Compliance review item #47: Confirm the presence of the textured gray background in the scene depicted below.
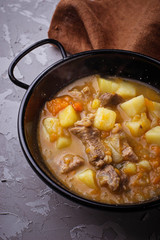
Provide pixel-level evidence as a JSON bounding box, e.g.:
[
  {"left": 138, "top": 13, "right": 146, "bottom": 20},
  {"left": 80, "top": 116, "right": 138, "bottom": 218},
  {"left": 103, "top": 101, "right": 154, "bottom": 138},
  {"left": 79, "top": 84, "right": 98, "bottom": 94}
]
[{"left": 1, "top": 0, "right": 160, "bottom": 239}]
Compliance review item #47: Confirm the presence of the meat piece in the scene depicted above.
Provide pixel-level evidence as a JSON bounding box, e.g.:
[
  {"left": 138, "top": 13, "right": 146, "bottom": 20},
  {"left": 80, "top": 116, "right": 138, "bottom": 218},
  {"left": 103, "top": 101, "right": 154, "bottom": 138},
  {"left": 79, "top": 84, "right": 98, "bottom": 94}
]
[
  {"left": 119, "top": 171, "right": 128, "bottom": 191},
  {"left": 97, "top": 165, "right": 120, "bottom": 191},
  {"left": 74, "top": 113, "right": 95, "bottom": 127},
  {"left": 111, "top": 123, "right": 122, "bottom": 134},
  {"left": 98, "top": 165, "right": 128, "bottom": 191},
  {"left": 81, "top": 86, "right": 90, "bottom": 96},
  {"left": 69, "top": 89, "right": 83, "bottom": 101},
  {"left": 70, "top": 125, "right": 111, "bottom": 169},
  {"left": 110, "top": 129, "right": 138, "bottom": 162},
  {"left": 99, "top": 92, "right": 123, "bottom": 106},
  {"left": 69, "top": 86, "right": 91, "bottom": 101},
  {"left": 99, "top": 92, "right": 112, "bottom": 105},
  {"left": 122, "top": 142, "right": 138, "bottom": 162},
  {"left": 60, "top": 154, "right": 84, "bottom": 173}
]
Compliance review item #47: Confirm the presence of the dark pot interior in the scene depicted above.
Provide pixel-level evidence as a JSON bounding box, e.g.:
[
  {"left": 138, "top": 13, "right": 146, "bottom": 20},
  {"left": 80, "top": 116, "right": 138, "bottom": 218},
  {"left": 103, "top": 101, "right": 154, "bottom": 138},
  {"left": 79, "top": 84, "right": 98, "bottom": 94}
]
[{"left": 19, "top": 50, "right": 160, "bottom": 210}]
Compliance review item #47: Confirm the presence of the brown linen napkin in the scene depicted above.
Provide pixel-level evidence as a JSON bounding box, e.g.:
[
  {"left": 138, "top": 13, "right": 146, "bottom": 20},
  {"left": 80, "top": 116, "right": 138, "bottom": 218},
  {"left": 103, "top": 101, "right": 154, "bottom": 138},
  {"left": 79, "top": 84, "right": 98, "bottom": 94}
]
[{"left": 48, "top": 0, "right": 160, "bottom": 60}]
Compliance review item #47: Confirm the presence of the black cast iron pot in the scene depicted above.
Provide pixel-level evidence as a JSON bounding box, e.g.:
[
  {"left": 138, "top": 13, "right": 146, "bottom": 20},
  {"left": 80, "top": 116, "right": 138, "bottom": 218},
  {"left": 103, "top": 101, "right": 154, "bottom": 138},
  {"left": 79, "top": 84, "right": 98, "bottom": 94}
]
[{"left": 8, "top": 38, "right": 160, "bottom": 211}]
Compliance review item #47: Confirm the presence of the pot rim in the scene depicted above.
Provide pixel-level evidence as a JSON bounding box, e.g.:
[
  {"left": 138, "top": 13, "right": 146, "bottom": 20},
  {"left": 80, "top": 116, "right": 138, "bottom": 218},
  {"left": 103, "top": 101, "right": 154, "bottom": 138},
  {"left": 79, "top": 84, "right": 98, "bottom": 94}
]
[{"left": 18, "top": 48, "right": 160, "bottom": 211}]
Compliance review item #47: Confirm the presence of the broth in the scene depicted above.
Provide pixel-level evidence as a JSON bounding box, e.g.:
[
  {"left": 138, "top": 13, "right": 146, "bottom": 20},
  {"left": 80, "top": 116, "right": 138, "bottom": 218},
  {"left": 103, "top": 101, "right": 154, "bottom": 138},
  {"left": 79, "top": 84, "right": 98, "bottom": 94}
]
[{"left": 38, "top": 75, "right": 160, "bottom": 204}]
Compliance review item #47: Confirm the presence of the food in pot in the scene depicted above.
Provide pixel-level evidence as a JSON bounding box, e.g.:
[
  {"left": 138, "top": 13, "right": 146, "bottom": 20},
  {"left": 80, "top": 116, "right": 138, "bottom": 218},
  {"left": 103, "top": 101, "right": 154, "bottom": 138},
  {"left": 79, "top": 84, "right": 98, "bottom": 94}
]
[{"left": 38, "top": 75, "right": 160, "bottom": 204}]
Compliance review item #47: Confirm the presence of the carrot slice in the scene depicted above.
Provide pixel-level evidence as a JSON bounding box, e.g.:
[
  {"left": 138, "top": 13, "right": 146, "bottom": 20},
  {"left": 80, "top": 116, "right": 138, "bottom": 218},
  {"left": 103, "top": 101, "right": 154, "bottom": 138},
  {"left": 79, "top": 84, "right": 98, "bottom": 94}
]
[
  {"left": 50, "top": 132, "right": 58, "bottom": 142},
  {"left": 47, "top": 98, "right": 69, "bottom": 116},
  {"left": 47, "top": 96, "right": 83, "bottom": 116},
  {"left": 145, "top": 98, "right": 154, "bottom": 110},
  {"left": 72, "top": 102, "right": 83, "bottom": 112}
]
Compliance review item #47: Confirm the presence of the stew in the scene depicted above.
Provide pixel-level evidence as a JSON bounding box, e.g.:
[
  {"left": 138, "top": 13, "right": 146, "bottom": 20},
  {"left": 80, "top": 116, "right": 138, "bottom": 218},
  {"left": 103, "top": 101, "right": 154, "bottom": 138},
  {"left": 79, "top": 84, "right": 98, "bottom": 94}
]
[{"left": 38, "top": 75, "right": 160, "bottom": 204}]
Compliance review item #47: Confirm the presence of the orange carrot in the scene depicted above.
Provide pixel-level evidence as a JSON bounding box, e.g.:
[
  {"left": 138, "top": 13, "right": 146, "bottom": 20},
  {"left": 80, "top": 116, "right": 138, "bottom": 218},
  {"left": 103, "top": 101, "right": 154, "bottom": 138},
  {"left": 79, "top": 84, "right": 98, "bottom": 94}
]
[
  {"left": 50, "top": 133, "right": 58, "bottom": 142},
  {"left": 72, "top": 102, "right": 83, "bottom": 112},
  {"left": 47, "top": 98, "right": 69, "bottom": 116},
  {"left": 47, "top": 96, "right": 83, "bottom": 116},
  {"left": 115, "top": 168, "right": 120, "bottom": 175},
  {"left": 145, "top": 98, "right": 154, "bottom": 110}
]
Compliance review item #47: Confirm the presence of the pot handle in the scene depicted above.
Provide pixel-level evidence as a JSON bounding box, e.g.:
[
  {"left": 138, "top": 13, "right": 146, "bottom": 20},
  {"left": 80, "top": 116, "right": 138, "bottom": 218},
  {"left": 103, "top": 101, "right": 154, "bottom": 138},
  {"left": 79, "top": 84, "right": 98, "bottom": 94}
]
[{"left": 8, "top": 39, "right": 67, "bottom": 90}]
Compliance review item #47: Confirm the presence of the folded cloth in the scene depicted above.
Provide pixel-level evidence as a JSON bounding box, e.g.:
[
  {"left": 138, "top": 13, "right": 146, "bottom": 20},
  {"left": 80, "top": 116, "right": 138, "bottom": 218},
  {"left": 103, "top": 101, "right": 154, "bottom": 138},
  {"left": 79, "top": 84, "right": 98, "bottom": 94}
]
[{"left": 48, "top": 0, "right": 160, "bottom": 60}]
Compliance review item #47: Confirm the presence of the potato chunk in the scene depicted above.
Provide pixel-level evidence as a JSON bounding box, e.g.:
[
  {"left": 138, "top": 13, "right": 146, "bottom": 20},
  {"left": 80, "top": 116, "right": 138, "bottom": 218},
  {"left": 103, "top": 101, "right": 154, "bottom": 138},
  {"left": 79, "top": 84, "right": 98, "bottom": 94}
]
[
  {"left": 145, "top": 126, "right": 160, "bottom": 146},
  {"left": 116, "top": 81, "right": 136, "bottom": 98},
  {"left": 56, "top": 137, "right": 71, "bottom": 149},
  {"left": 138, "top": 160, "right": 151, "bottom": 171},
  {"left": 120, "top": 95, "right": 146, "bottom": 117},
  {"left": 59, "top": 105, "right": 79, "bottom": 127},
  {"left": 98, "top": 77, "right": 119, "bottom": 93},
  {"left": 91, "top": 99, "right": 100, "bottom": 109},
  {"left": 126, "top": 113, "right": 151, "bottom": 137},
  {"left": 77, "top": 169, "right": 97, "bottom": 189},
  {"left": 43, "top": 117, "right": 62, "bottom": 141},
  {"left": 94, "top": 107, "right": 116, "bottom": 131},
  {"left": 146, "top": 99, "right": 160, "bottom": 118},
  {"left": 123, "top": 163, "right": 137, "bottom": 175}
]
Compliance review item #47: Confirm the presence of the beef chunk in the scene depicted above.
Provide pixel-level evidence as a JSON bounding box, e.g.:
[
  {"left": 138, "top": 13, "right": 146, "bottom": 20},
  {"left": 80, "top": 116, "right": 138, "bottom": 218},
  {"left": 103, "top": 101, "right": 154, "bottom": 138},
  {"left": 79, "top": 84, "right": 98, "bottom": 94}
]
[
  {"left": 119, "top": 171, "right": 128, "bottom": 191},
  {"left": 111, "top": 123, "right": 122, "bottom": 134},
  {"left": 70, "top": 125, "right": 111, "bottom": 168},
  {"left": 81, "top": 86, "right": 91, "bottom": 97},
  {"left": 100, "top": 92, "right": 123, "bottom": 106},
  {"left": 97, "top": 165, "right": 128, "bottom": 191},
  {"left": 69, "top": 86, "right": 91, "bottom": 101},
  {"left": 97, "top": 165, "right": 120, "bottom": 191},
  {"left": 74, "top": 113, "right": 95, "bottom": 127},
  {"left": 122, "top": 142, "right": 138, "bottom": 162},
  {"left": 69, "top": 89, "right": 83, "bottom": 101},
  {"left": 110, "top": 129, "right": 138, "bottom": 162},
  {"left": 60, "top": 154, "right": 84, "bottom": 173}
]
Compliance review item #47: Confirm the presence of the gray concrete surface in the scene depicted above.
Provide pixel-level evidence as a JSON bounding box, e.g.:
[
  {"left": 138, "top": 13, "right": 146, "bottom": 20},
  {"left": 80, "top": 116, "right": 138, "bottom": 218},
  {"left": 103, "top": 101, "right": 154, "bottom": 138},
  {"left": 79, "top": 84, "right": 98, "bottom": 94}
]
[{"left": 0, "top": 0, "right": 160, "bottom": 239}]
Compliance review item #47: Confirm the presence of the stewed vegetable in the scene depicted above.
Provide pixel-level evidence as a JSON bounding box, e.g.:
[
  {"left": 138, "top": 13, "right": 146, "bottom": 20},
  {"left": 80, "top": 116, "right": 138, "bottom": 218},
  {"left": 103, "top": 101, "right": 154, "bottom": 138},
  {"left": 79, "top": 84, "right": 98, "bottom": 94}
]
[{"left": 38, "top": 75, "right": 160, "bottom": 204}]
